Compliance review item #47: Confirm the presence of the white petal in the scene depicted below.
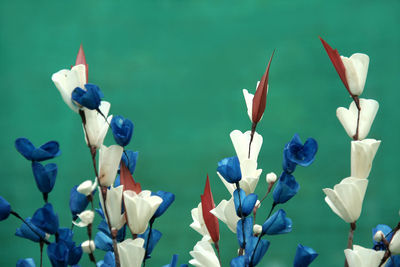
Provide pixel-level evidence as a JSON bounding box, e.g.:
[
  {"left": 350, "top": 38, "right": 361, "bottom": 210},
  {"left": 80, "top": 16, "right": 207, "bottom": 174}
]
[
  {"left": 117, "top": 238, "right": 145, "bottom": 267},
  {"left": 351, "top": 139, "right": 381, "bottom": 179},
  {"left": 81, "top": 240, "right": 95, "bottom": 254},
  {"left": 390, "top": 231, "right": 400, "bottom": 255},
  {"left": 99, "top": 145, "right": 124, "bottom": 187},
  {"left": 77, "top": 180, "right": 94, "bottom": 196},
  {"left": 83, "top": 101, "right": 112, "bottom": 149},
  {"left": 230, "top": 130, "right": 263, "bottom": 163},
  {"left": 105, "top": 186, "right": 125, "bottom": 230},
  {"left": 211, "top": 198, "right": 239, "bottom": 233},
  {"left": 189, "top": 237, "right": 221, "bottom": 267},
  {"left": 242, "top": 89, "right": 254, "bottom": 122},
  {"left": 345, "top": 245, "right": 385, "bottom": 267},
  {"left": 73, "top": 210, "right": 95, "bottom": 227},
  {"left": 341, "top": 53, "right": 369, "bottom": 96}
]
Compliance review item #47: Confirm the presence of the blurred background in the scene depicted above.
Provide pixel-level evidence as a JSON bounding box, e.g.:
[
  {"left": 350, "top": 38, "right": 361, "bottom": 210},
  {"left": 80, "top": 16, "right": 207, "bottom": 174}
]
[{"left": 0, "top": 0, "right": 399, "bottom": 266}]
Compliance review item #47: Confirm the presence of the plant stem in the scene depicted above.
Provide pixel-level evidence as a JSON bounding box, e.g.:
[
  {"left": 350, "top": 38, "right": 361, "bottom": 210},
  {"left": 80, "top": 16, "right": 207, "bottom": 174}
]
[
  {"left": 352, "top": 96, "right": 361, "bottom": 140},
  {"left": 40, "top": 241, "right": 44, "bottom": 267},
  {"left": 248, "top": 123, "right": 257, "bottom": 158},
  {"left": 142, "top": 219, "right": 154, "bottom": 267},
  {"left": 249, "top": 235, "right": 261, "bottom": 267},
  {"left": 235, "top": 182, "right": 246, "bottom": 255},
  {"left": 344, "top": 222, "right": 356, "bottom": 267}
]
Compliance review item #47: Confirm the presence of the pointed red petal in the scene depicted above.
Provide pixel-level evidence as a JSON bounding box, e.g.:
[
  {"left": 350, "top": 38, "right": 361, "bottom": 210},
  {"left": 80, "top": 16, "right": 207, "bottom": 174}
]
[
  {"left": 74, "top": 44, "right": 89, "bottom": 82},
  {"left": 201, "top": 174, "right": 219, "bottom": 243},
  {"left": 252, "top": 50, "right": 275, "bottom": 124},
  {"left": 120, "top": 161, "right": 141, "bottom": 194},
  {"left": 319, "top": 37, "right": 351, "bottom": 94}
]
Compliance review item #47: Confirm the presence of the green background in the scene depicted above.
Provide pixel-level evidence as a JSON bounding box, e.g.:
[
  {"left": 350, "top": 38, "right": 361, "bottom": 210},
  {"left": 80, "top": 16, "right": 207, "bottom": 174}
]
[{"left": 0, "top": 0, "right": 399, "bottom": 266}]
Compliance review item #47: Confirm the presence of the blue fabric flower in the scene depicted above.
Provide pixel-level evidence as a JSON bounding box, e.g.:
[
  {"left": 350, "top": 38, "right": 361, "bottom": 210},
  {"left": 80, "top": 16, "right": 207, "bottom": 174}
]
[
  {"left": 120, "top": 150, "right": 138, "bottom": 174},
  {"left": 31, "top": 203, "right": 59, "bottom": 235},
  {"left": 138, "top": 227, "right": 162, "bottom": 259},
  {"left": 262, "top": 209, "right": 292, "bottom": 236},
  {"left": 283, "top": 134, "right": 318, "bottom": 171},
  {"left": 230, "top": 256, "right": 245, "bottom": 267},
  {"left": 386, "top": 255, "right": 400, "bottom": 267},
  {"left": 110, "top": 115, "right": 134, "bottom": 147},
  {"left": 245, "top": 236, "right": 270, "bottom": 266},
  {"left": 97, "top": 252, "right": 115, "bottom": 267},
  {"left": 217, "top": 156, "right": 242, "bottom": 183},
  {"left": 0, "top": 196, "right": 11, "bottom": 221},
  {"left": 162, "top": 254, "right": 188, "bottom": 267},
  {"left": 32, "top": 162, "right": 57, "bottom": 194},
  {"left": 372, "top": 224, "right": 393, "bottom": 250},
  {"left": 16, "top": 258, "right": 36, "bottom": 267},
  {"left": 95, "top": 231, "right": 113, "bottom": 252},
  {"left": 47, "top": 242, "right": 69, "bottom": 267},
  {"left": 151, "top": 191, "right": 175, "bottom": 219},
  {"left": 233, "top": 189, "right": 257, "bottom": 217},
  {"left": 96, "top": 208, "right": 126, "bottom": 242},
  {"left": 15, "top": 217, "right": 47, "bottom": 242},
  {"left": 71, "top": 83, "right": 104, "bottom": 110},
  {"left": 69, "top": 185, "right": 89, "bottom": 220},
  {"left": 293, "top": 244, "right": 318, "bottom": 267},
  {"left": 236, "top": 216, "right": 254, "bottom": 248},
  {"left": 15, "top": 138, "right": 61, "bottom": 162},
  {"left": 57, "top": 228, "right": 82, "bottom": 265},
  {"left": 272, "top": 172, "right": 300, "bottom": 204}
]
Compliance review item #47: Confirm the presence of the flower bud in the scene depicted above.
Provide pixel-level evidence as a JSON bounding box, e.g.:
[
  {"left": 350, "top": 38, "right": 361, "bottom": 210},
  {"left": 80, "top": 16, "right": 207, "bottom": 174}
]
[
  {"left": 81, "top": 240, "right": 95, "bottom": 254},
  {"left": 266, "top": 172, "right": 277, "bottom": 184},
  {"left": 253, "top": 224, "right": 262, "bottom": 235},
  {"left": 373, "top": 231, "right": 384, "bottom": 243},
  {"left": 77, "top": 179, "right": 97, "bottom": 196}
]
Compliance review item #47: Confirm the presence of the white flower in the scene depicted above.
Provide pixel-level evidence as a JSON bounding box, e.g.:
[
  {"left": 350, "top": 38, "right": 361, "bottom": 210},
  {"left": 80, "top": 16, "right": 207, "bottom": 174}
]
[
  {"left": 389, "top": 230, "right": 400, "bottom": 255},
  {"left": 51, "top": 64, "right": 86, "bottom": 113},
  {"left": 123, "top": 190, "right": 162, "bottom": 234},
  {"left": 323, "top": 177, "right": 368, "bottom": 223},
  {"left": 81, "top": 240, "right": 95, "bottom": 254},
  {"left": 99, "top": 185, "right": 125, "bottom": 230},
  {"left": 77, "top": 179, "right": 98, "bottom": 196},
  {"left": 98, "top": 145, "right": 124, "bottom": 187},
  {"left": 266, "top": 172, "right": 277, "bottom": 184},
  {"left": 340, "top": 53, "right": 369, "bottom": 96},
  {"left": 117, "top": 238, "right": 145, "bottom": 267},
  {"left": 73, "top": 210, "right": 94, "bottom": 227},
  {"left": 83, "top": 101, "right": 113, "bottom": 149},
  {"left": 230, "top": 130, "right": 263, "bottom": 163},
  {"left": 189, "top": 236, "right": 221, "bottom": 267},
  {"left": 344, "top": 245, "right": 385, "bottom": 267},
  {"left": 373, "top": 231, "right": 384, "bottom": 243},
  {"left": 190, "top": 203, "right": 210, "bottom": 237},
  {"left": 336, "top": 98, "right": 379, "bottom": 140},
  {"left": 351, "top": 139, "right": 381, "bottom": 179},
  {"left": 211, "top": 198, "right": 239, "bottom": 233},
  {"left": 253, "top": 224, "right": 262, "bottom": 235}
]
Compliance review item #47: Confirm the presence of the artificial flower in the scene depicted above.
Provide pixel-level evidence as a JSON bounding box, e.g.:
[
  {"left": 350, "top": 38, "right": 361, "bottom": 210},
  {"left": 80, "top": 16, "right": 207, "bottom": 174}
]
[
  {"left": 123, "top": 190, "right": 162, "bottom": 234},
  {"left": 293, "top": 244, "right": 318, "bottom": 267},
  {"left": 94, "top": 231, "right": 113, "bottom": 252},
  {"left": 32, "top": 162, "right": 57, "bottom": 194},
  {"left": 110, "top": 115, "right": 134, "bottom": 147},
  {"left": 72, "top": 210, "right": 94, "bottom": 228},
  {"left": 283, "top": 134, "right": 318, "bottom": 173},
  {"left": 138, "top": 227, "right": 162, "bottom": 259},
  {"left": 351, "top": 139, "right": 381, "bottom": 179},
  {"left": 57, "top": 228, "right": 82, "bottom": 265},
  {"left": 266, "top": 172, "right": 277, "bottom": 184},
  {"left": 15, "top": 217, "right": 48, "bottom": 243},
  {"left": 16, "top": 258, "right": 36, "bottom": 267},
  {"left": 211, "top": 198, "right": 239, "bottom": 233},
  {"left": 82, "top": 101, "right": 112, "bottom": 149},
  {"left": 151, "top": 191, "right": 175, "bottom": 219},
  {"left": 31, "top": 203, "right": 59, "bottom": 235},
  {"left": 0, "top": 196, "right": 11, "bottom": 221},
  {"left": 230, "top": 130, "right": 263, "bottom": 163},
  {"left": 386, "top": 255, "right": 400, "bottom": 267},
  {"left": 72, "top": 83, "right": 104, "bottom": 110},
  {"left": 233, "top": 189, "right": 257, "bottom": 217},
  {"left": 117, "top": 238, "right": 146, "bottom": 267},
  {"left": 98, "top": 145, "right": 124, "bottom": 187},
  {"left": 253, "top": 224, "right": 262, "bottom": 236},
  {"left": 99, "top": 185, "right": 125, "bottom": 230},
  {"left": 81, "top": 240, "right": 95, "bottom": 254},
  {"left": 372, "top": 224, "right": 393, "bottom": 251},
  {"left": 261, "top": 209, "right": 292, "bottom": 236},
  {"left": 15, "top": 138, "right": 61, "bottom": 162},
  {"left": 47, "top": 242, "right": 69, "bottom": 267},
  {"left": 69, "top": 185, "right": 89, "bottom": 220},
  {"left": 190, "top": 203, "right": 210, "bottom": 237},
  {"left": 340, "top": 53, "right": 370, "bottom": 96},
  {"left": 389, "top": 230, "right": 400, "bottom": 255},
  {"left": 120, "top": 150, "right": 138, "bottom": 174},
  {"left": 336, "top": 98, "right": 379, "bottom": 140},
  {"left": 272, "top": 172, "right": 300, "bottom": 204},
  {"left": 236, "top": 216, "right": 253, "bottom": 248},
  {"left": 217, "top": 156, "right": 242, "bottom": 184},
  {"left": 323, "top": 177, "right": 368, "bottom": 223},
  {"left": 97, "top": 251, "right": 115, "bottom": 267},
  {"left": 344, "top": 245, "right": 385, "bottom": 267},
  {"left": 77, "top": 179, "right": 97, "bottom": 196},
  {"left": 189, "top": 236, "right": 221, "bottom": 267},
  {"left": 245, "top": 236, "right": 270, "bottom": 266}
]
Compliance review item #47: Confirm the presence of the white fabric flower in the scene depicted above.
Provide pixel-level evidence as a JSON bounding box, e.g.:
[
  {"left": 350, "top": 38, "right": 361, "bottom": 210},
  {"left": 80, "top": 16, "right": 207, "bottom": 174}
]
[
  {"left": 389, "top": 230, "right": 400, "bottom": 255},
  {"left": 351, "top": 139, "right": 381, "bottom": 179},
  {"left": 81, "top": 240, "right": 95, "bottom": 254},
  {"left": 230, "top": 130, "right": 263, "bottom": 163},
  {"left": 211, "top": 198, "right": 239, "bottom": 233},
  {"left": 124, "top": 190, "right": 162, "bottom": 234},
  {"left": 340, "top": 53, "right": 369, "bottom": 96},
  {"left": 98, "top": 145, "right": 123, "bottom": 187},
  {"left": 323, "top": 177, "right": 368, "bottom": 223},
  {"left": 99, "top": 185, "right": 125, "bottom": 230},
  {"left": 77, "top": 179, "right": 98, "bottom": 196},
  {"left": 190, "top": 203, "right": 210, "bottom": 237},
  {"left": 73, "top": 210, "right": 94, "bottom": 227},
  {"left": 266, "top": 172, "right": 277, "bottom": 184},
  {"left": 189, "top": 236, "right": 221, "bottom": 267},
  {"left": 117, "top": 238, "right": 145, "bottom": 267},
  {"left": 344, "top": 245, "right": 385, "bottom": 267},
  {"left": 51, "top": 64, "right": 86, "bottom": 113},
  {"left": 336, "top": 98, "right": 379, "bottom": 140},
  {"left": 83, "top": 101, "right": 113, "bottom": 149}
]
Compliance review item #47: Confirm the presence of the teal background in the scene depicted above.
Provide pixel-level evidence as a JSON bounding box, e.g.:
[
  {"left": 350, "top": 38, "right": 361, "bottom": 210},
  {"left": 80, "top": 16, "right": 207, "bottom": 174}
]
[{"left": 0, "top": 0, "right": 399, "bottom": 266}]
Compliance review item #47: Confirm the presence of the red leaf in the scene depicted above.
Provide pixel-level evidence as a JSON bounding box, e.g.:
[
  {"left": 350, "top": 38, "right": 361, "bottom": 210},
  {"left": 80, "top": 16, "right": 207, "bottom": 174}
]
[
  {"left": 319, "top": 37, "right": 351, "bottom": 95},
  {"left": 120, "top": 161, "right": 141, "bottom": 194},
  {"left": 252, "top": 50, "right": 275, "bottom": 124},
  {"left": 74, "top": 44, "right": 89, "bottom": 83},
  {"left": 201, "top": 174, "right": 219, "bottom": 244}
]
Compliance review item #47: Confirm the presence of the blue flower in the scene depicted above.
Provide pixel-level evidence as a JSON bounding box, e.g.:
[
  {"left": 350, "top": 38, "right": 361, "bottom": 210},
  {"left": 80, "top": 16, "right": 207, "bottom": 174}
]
[
  {"left": 57, "top": 228, "right": 82, "bottom": 265},
  {"left": 95, "top": 231, "right": 113, "bottom": 252},
  {"left": 283, "top": 134, "right": 318, "bottom": 172},
  {"left": 236, "top": 216, "right": 254, "bottom": 248},
  {"left": 372, "top": 224, "right": 393, "bottom": 250},
  {"left": 0, "top": 196, "right": 11, "bottom": 221},
  {"left": 120, "top": 150, "right": 138, "bottom": 174},
  {"left": 71, "top": 83, "right": 104, "bottom": 110},
  {"left": 386, "top": 255, "right": 400, "bottom": 267},
  {"left": 31, "top": 203, "right": 59, "bottom": 235},
  {"left": 293, "top": 244, "right": 318, "bottom": 267},
  {"left": 262, "top": 209, "right": 292, "bottom": 236},
  {"left": 138, "top": 227, "right": 162, "bottom": 259},
  {"left": 47, "top": 242, "right": 69, "bottom": 267},
  {"left": 96, "top": 208, "right": 126, "bottom": 242},
  {"left": 97, "top": 252, "right": 115, "bottom": 267},
  {"left": 245, "top": 236, "right": 270, "bottom": 266},
  {"left": 233, "top": 189, "right": 257, "bottom": 217},
  {"left": 16, "top": 258, "right": 36, "bottom": 267},
  {"left": 162, "top": 254, "right": 188, "bottom": 267},
  {"left": 69, "top": 185, "right": 89, "bottom": 220},
  {"left": 151, "top": 191, "right": 175, "bottom": 219},
  {"left": 230, "top": 256, "right": 245, "bottom": 267},
  {"left": 15, "top": 138, "right": 61, "bottom": 162},
  {"left": 110, "top": 116, "right": 134, "bottom": 147},
  {"left": 272, "top": 172, "right": 300, "bottom": 204},
  {"left": 32, "top": 162, "right": 57, "bottom": 194},
  {"left": 15, "top": 217, "right": 47, "bottom": 242},
  {"left": 217, "top": 156, "right": 242, "bottom": 183}
]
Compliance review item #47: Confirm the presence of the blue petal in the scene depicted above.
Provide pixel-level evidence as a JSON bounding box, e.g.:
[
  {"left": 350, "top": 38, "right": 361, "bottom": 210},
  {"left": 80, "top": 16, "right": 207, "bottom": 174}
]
[
  {"left": 230, "top": 256, "right": 245, "bottom": 267},
  {"left": 293, "top": 244, "right": 318, "bottom": 267},
  {"left": 241, "top": 193, "right": 258, "bottom": 217},
  {"left": 217, "top": 156, "right": 242, "bottom": 183},
  {"left": 233, "top": 189, "right": 246, "bottom": 217},
  {"left": 283, "top": 146, "right": 297, "bottom": 174},
  {"left": 386, "top": 255, "right": 400, "bottom": 267},
  {"left": 47, "top": 242, "right": 69, "bottom": 267},
  {"left": 67, "top": 245, "right": 82, "bottom": 266},
  {"left": 69, "top": 186, "right": 89, "bottom": 220},
  {"left": 0, "top": 196, "right": 11, "bottom": 221},
  {"left": 162, "top": 254, "right": 180, "bottom": 267},
  {"left": 15, "top": 138, "right": 60, "bottom": 161},
  {"left": 152, "top": 191, "right": 175, "bottom": 219},
  {"left": 111, "top": 116, "right": 134, "bottom": 147},
  {"left": 32, "top": 162, "right": 57, "bottom": 193},
  {"left": 262, "top": 209, "right": 292, "bottom": 236},
  {"left": 15, "top": 138, "right": 35, "bottom": 160},
  {"left": 272, "top": 172, "right": 300, "bottom": 204},
  {"left": 372, "top": 224, "right": 393, "bottom": 250},
  {"left": 245, "top": 236, "right": 270, "bottom": 266},
  {"left": 138, "top": 228, "right": 162, "bottom": 259},
  {"left": 16, "top": 258, "right": 36, "bottom": 267},
  {"left": 97, "top": 252, "right": 116, "bottom": 267},
  {"left": 31, "top": 203, "right": 59, "bottom": 235},
  {"left": 71, "top": 84, "right": 103, "bottom": 110},
  {"left": 236, "top": 217, "right": 254, "bottom": 248},
  {"left": 95, "top": 231, "right": 113, "bottom": 252},
  {"left": 15, "top": 217, "right": 46, "bottom": 242},
  {"left": 285, "top": 134, "right": 318, "bottom": 167},
  {"left": 121, "top": 150, "right": 138, "bottom": 174}
]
